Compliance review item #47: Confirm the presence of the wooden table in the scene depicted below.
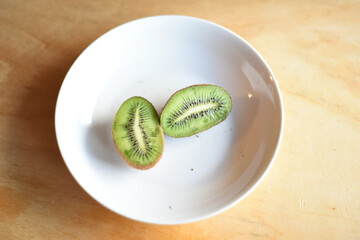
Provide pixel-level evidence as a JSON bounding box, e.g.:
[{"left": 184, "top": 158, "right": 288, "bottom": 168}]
[{"left": 1, "top": 0, "right": 359, "bottom": 239}]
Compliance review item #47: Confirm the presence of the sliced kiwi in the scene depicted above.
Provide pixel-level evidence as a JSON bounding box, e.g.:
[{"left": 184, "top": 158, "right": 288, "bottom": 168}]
[
  {"left": 161, "top": 84, "right": 232, "bottom": 137},
  {"left": 112, "top": 96, "right": 164, "bottom": 170}
]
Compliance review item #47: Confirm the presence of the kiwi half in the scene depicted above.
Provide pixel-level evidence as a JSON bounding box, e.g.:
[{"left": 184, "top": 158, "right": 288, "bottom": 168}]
[
  {"left": 161, "top": 84, "right": 232, "bottom": 137},
  {"left": 112, "top": 96, "right": 164, "bottom": 170}
]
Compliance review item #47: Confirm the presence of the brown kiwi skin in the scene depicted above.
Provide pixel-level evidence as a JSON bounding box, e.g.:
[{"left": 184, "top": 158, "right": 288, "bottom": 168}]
[
  {"left": 112, "top": 128, "right": 164, "bottom": 170},
  {"left": 160, "top": 84, "right": 233, "bottom": 138}
]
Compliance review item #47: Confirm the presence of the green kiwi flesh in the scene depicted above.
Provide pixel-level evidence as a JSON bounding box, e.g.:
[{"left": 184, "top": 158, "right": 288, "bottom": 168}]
[
  {"left": 161, "top": 84, "right": 232, "bottom": 137},
  {"left": 112, "top": 97, "right": 164, "bottom": 170}
]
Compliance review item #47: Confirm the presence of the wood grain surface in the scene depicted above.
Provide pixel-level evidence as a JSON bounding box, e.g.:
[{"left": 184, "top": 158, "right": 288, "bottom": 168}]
[{"left": 1, "top": 0, "right": 360, "bottom": 239}]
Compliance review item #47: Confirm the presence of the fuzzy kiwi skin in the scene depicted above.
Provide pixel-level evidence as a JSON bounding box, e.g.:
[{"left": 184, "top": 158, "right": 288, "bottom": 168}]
[
  {"left": 112, "top": 96, "right": 164, "bottom": 170},
  {"left": 160, "top": 84, "right": 233, "bottom": 138},
  {"left": 112, "top": 130, "right": 164, "bottom": 170}
]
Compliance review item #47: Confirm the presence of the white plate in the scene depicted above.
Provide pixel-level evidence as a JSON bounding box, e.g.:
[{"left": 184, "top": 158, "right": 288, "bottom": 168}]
[{"left": 55, "top": 15, "right": 283, "bottom": 224}]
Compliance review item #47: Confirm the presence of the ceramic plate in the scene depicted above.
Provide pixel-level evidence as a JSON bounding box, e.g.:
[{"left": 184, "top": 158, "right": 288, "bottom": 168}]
[{"left": 55, "top": 15, "right": 283, "bottom": 224}]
